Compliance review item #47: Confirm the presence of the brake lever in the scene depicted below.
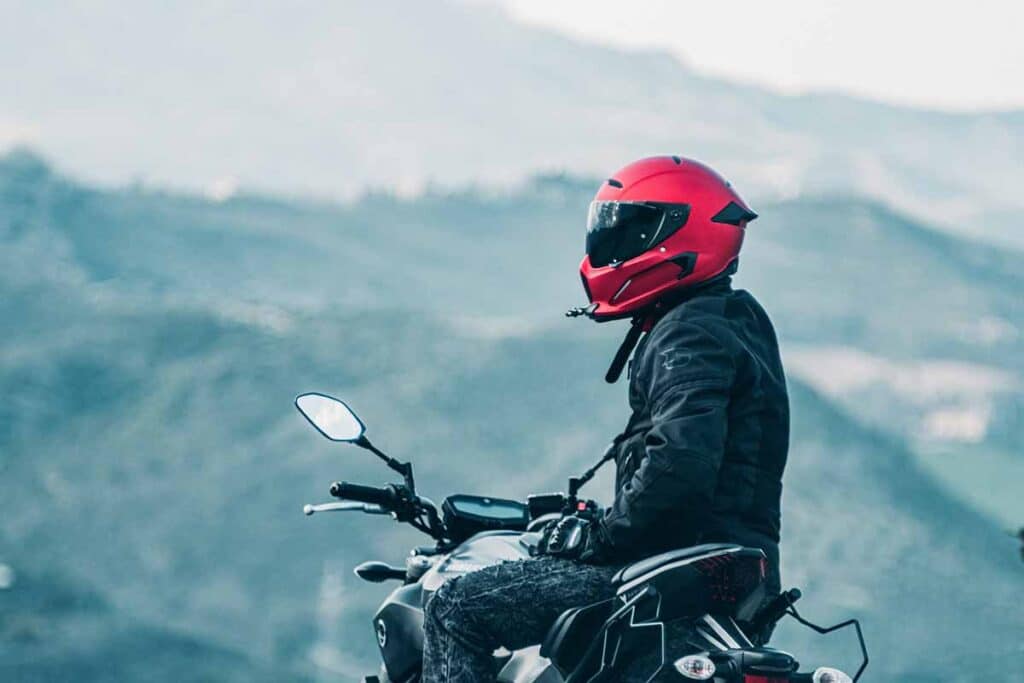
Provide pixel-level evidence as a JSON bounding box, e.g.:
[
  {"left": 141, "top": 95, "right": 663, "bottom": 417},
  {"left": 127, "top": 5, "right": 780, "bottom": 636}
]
[{"left": 302, "top": 502, "right": 389, "bottom": 516}]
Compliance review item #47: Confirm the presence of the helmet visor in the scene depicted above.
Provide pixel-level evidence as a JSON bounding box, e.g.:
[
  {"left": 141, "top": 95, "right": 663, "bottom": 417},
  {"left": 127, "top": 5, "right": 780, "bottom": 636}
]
[{"left": 586, "top": 201, "right": 690, "bottom": 267}]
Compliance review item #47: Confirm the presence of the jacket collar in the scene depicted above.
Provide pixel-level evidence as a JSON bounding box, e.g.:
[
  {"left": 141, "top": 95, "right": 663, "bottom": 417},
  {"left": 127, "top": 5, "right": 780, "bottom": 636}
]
[{"left": 648, "top": 275, "right": 733, "bottom": 324}]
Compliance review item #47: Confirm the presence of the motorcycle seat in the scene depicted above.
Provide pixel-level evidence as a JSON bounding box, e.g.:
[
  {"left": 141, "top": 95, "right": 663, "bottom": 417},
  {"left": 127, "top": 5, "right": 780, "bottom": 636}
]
[
  {"left": 541, "top": 544, "right": 768, "bottom": 677},
  {"left": 613, "top": 543, "right": 768, "bottom": 623},
  {"left": 611, "top": 543, "right": 742, "bottom": 588}
]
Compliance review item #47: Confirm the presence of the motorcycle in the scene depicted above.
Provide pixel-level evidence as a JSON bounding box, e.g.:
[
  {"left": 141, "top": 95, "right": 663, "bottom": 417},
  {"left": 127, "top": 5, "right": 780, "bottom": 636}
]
[{"left": 294, "top": 392, "right": 868, "bottom": 683}]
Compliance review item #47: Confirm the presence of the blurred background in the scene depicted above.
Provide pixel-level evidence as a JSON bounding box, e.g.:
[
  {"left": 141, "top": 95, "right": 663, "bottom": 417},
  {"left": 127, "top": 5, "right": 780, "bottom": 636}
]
[{"left": 1, "top": 1, "right": 1022, "bottom": 680}]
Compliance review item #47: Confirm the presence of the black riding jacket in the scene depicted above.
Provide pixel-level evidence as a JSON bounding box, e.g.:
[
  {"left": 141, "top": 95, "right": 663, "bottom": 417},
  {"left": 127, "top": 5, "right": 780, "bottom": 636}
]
[{"left": 590, "top": 280, "right": 789, "bottom": 594}]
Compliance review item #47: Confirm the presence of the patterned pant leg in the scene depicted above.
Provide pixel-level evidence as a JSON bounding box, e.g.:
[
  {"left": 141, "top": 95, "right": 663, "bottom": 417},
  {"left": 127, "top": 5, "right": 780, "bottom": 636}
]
[{"left": 421, "top": 555, "right": 619, "bottom": 683}]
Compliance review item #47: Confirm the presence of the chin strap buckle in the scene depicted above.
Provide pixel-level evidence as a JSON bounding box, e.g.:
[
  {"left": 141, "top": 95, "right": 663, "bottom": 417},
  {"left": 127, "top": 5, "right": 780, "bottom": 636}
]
[{"left": 565, "top": 303, "right": 598, "bottom": 318}]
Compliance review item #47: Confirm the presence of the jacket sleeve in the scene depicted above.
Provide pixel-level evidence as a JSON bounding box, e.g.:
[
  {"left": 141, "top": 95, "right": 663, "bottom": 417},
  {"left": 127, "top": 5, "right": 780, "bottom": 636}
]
[{"left": 585, "top": 319, "right": 735, "bottom": 562}]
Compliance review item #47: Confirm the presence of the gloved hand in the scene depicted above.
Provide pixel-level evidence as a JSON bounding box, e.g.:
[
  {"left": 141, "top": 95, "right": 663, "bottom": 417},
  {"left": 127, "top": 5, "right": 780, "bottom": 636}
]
[
  {"left": 538, "top": 515, "right": 613, "bottom": 563},
  {"left": 543, "top": 516, "right": 591, "bottom": 558},
  {"left": 533, "top": 518, "right": 561, "bottom": 556}
]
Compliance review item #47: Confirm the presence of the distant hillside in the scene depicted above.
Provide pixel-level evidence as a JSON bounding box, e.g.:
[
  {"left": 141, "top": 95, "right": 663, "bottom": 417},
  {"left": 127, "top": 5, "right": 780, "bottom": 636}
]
[
  {"left": 2, "top": 155, "right": 1022, "bottom": 680},
  {"left": 0, "top": 567, "right": 293, "bottom": 683},
  {"left": 1, "top": 1, "right": 1023, "bottom": 246},
  {"left": 4, "top": 149, "right": 1019, "bottom": 456}
]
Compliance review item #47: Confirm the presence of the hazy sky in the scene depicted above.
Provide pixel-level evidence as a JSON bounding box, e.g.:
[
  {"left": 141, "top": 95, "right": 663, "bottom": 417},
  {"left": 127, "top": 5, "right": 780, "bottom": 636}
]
[{"left": 489, "top": 0, "right": 1024, "bottom": 111}]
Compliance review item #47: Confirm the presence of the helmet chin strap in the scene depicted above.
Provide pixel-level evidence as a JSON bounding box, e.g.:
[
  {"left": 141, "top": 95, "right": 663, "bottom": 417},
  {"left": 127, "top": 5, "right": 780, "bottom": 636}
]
[
  {"left": 563, "top": 305, "right": 649, "bottom": 383},
  {"left": 605, "top": 315, "right": 646, "bottom": 383}
]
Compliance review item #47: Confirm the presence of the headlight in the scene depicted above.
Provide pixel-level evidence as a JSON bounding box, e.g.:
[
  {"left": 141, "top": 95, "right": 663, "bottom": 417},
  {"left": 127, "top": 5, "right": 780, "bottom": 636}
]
[
  {"left": 673, "top": 654, "right": 716, "bottom": 680},
  {"left": 812, "top": 667, "right": 852, "bottom": 683}
]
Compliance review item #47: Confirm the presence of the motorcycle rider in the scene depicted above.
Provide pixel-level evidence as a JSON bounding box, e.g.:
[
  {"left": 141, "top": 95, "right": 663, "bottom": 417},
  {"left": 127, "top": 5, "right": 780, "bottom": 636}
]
[{"left": 422, "top": 156, "right": 789, "bottom": 682}]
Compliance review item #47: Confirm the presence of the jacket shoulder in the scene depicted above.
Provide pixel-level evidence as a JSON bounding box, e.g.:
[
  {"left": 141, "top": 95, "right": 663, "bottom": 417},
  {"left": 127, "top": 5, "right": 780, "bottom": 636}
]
[{"left": 632, "top": 297, "right": 738, "bottom": 398}]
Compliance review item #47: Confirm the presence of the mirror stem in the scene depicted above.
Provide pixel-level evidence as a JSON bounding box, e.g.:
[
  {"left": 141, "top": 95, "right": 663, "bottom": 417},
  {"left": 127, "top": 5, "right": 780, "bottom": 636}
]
[{"left": 355, "top": 435, "right": 416, "bottom": 492}]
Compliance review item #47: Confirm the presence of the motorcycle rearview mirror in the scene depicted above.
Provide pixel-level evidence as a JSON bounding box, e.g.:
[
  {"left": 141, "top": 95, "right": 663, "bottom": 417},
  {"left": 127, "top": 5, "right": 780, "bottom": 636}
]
[
  {"left": 295, "top": 392, "right": 366, "bottom": 442},
  {"left": 294, "top": 392, "right": 417, "bottom": 493}
]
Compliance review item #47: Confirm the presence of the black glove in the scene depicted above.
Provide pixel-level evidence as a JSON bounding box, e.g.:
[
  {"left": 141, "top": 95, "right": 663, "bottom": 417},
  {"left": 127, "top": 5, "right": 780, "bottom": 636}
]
[
  {"left": 543, "top": 516, "right": 591, "bottom": 558},
  {"left": 533, "top": 518, "right": 560, "bottom": 556},
  {"left": 540, "top": 515, "right": 614, "bottom": 563}
]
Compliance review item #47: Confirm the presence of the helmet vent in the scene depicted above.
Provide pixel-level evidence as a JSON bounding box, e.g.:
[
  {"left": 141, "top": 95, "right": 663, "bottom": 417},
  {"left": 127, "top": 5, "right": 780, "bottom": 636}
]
[
  {"left": 606, "top": 178, "right": 623, "bottom": 188},
  {"left": 711, "top": 201, "right": 758, "bottom": 226},
  {"left": 672, "top": 155, "right": 682, "bottom": 164},
  {"left": 670, "top": 252, "right": 698, "bottom": 280}
]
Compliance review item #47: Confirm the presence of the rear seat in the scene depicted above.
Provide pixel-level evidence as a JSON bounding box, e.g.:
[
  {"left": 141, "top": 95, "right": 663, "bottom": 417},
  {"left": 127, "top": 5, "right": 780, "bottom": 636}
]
[{"left": 612, "top": 543, "right": 742, "bottom": 589}]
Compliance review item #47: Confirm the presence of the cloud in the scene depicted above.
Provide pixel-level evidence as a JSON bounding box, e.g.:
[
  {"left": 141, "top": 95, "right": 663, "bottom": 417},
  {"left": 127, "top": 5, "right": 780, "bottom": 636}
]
[
  {"left": 784, "top": 345, "right": 1017, "bottom": 403},
  {"left": 205, "top": 175, "right": 239, "bottom": 202},
  {"left": 785, "top": 344, "right": 1018, "bottom": 443},
  {"left": 0, "top": 118, "right": 41, "bottom": 150},
  {"left": 921, "top": 406, "right": 992, "bottom": 443}
]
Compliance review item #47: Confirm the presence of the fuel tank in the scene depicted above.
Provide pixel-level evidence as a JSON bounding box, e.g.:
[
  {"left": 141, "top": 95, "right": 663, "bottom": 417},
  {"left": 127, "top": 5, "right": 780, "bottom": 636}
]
[{"left": 420, "top": 530, "right": 535, "bottom": 593}]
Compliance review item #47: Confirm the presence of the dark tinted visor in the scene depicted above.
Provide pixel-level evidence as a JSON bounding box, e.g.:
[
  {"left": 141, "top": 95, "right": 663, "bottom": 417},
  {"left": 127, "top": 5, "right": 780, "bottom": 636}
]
[{"left": 585, "top": 201, "right": 690, "bottom": 267}]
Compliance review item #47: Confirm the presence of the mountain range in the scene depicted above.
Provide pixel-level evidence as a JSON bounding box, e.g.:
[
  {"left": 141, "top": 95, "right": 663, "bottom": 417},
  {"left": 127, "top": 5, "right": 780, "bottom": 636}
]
[
  {"left": 2, "top": 0, "right": 1023, "bottom": 248},
  {"left": 1, "top": 150, "right": 1022, "bottom": 680}
]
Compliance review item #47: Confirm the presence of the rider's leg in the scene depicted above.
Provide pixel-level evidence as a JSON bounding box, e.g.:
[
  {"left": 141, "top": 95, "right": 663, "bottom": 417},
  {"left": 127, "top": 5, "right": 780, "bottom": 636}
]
[{"left": 422, "top": 555, "right": 619, "bottom": 683}]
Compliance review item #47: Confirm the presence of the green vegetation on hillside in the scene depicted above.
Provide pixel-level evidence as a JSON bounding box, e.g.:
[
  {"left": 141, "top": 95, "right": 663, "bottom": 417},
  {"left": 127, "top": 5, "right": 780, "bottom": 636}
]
[{"left": 2, "top": 152, "right": 1021, "bottom": 680}]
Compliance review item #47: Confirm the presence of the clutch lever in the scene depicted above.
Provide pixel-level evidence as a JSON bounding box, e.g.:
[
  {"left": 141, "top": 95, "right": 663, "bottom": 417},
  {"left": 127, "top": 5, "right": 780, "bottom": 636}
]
[{"left": 303, "top": 501, "right": 389, "bottom": 516}]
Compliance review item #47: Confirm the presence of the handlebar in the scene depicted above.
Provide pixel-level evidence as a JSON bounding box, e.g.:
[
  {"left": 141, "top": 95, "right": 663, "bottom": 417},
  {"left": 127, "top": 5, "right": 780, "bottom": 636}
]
[
  {"left": 327, "top": 481, "right": 444, "bottom": 540},
  {"left": 330, "top": 481, "right": 396, "bottom": 507}
]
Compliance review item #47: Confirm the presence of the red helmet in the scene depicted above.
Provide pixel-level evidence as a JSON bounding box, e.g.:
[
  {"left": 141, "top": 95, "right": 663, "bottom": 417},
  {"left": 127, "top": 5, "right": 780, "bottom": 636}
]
[{"left": 578, "top": 156, "right": 757, "bottom": 321}]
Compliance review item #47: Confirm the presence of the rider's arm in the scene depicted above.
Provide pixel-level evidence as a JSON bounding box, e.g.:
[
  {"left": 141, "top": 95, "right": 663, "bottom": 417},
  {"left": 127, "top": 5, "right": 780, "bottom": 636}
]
[{"left": 583, "top": 318, "right": 736, "bottom": 563}]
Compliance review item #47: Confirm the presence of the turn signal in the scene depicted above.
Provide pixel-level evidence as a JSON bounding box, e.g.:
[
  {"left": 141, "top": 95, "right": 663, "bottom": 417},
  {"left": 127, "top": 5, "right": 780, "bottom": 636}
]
[
  {"left": 673, "top": 654, "right": 716, "bottom": 680},
  {"left": 812, "top": 667, "right": 852, "bottom": 683}
]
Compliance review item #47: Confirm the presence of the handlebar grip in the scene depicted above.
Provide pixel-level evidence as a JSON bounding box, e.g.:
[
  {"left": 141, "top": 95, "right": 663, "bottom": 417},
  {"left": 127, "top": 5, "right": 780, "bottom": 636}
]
[{"left": 330, "top": 481, "right": 394, "bottom": 506}]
